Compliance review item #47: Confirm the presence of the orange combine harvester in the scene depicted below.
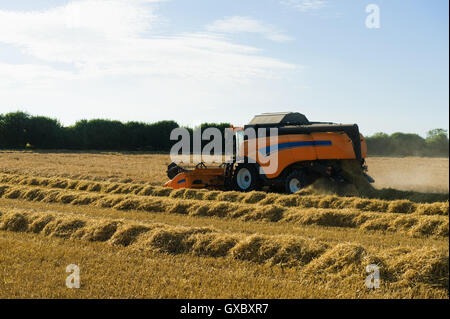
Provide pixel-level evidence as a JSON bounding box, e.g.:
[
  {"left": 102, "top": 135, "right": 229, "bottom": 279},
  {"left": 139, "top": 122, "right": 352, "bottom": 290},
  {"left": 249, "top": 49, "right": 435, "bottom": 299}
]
[{"left": 165, "top": 112, "right": 373, "bottom": 194}]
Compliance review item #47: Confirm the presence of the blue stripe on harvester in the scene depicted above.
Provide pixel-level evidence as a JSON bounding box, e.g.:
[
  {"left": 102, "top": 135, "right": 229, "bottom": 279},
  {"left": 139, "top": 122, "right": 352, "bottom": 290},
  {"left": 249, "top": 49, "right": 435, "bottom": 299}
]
[
  {"left": 259, "top": 140, "right": 332, "bottom": 156},
  {"left": 177, "top": 179, "right": 186, "bottom": 184}
]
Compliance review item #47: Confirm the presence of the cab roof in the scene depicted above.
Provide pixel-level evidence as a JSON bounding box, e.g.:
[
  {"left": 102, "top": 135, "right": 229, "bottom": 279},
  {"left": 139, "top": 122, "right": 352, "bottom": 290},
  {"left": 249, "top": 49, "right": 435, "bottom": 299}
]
[{"left": 246, "top": 112, "right": 310, "bottom": 128}]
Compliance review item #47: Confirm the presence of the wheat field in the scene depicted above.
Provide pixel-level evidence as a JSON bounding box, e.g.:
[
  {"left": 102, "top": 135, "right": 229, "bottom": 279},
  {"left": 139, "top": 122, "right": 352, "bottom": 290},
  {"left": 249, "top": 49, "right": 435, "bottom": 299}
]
[{"left": 0, "top": 151, "right": 448, "bottom": 298}]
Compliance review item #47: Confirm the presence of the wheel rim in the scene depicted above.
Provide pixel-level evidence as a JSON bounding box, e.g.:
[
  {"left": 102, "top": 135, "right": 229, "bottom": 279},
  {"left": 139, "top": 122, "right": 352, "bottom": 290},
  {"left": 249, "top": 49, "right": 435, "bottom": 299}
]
[
  {"left": 288, "top": 178, "right": 302, "bottom": 193},
  {"left": 236, "top": 168, "right": 252, "bottom": 190}
]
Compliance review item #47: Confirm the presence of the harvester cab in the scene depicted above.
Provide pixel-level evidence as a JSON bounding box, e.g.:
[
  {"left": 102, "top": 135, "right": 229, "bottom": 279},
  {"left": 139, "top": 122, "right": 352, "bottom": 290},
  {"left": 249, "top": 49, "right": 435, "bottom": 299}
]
[{"left": 164, "top": 112, "right": 374, "bottom": 193}]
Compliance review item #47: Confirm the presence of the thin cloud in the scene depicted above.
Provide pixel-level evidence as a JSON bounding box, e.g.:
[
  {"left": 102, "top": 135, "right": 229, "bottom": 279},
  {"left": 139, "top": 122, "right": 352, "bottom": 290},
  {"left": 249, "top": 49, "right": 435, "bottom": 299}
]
[
  {"left": 0, "top": 0, "right": 296, "bottom": 89},
  {"left": 206, "top": 16, "right": 293, "bottom": 43},
  {"left": 281, "top": 0, "right": 327, "bottom": 12}
]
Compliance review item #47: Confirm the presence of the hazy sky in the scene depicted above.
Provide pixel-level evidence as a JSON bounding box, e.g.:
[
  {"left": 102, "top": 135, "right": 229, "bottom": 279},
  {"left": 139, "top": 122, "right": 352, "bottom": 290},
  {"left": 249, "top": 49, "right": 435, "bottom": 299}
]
[{"left": 0, "top": 0, "right": 448, "bottom": 136}]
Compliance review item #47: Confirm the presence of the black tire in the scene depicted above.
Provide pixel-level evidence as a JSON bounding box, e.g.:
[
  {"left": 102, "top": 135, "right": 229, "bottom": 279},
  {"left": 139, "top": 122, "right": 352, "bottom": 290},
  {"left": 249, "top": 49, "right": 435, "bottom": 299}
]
[
  {"left": 232, "top": 164, "right": 261, "bottom": 192},
  {"left": 284, "top": 170, "right": 308, "bottom": 194}
]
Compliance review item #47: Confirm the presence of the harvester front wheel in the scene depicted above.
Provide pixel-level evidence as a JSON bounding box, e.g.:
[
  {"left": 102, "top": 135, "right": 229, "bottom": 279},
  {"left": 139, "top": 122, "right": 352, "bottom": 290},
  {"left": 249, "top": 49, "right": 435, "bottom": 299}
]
[
  {"left": 285, "top": 170, "right": 307, "bottom": 194},
  {"left": 233, "top": 164, "right": 261, "bottom": 192}
]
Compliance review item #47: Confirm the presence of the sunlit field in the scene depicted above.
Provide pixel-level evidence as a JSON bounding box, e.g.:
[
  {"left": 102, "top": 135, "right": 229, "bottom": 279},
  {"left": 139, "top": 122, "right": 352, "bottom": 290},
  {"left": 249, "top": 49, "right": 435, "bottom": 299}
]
[{"left": 0, "top": 151, "right": 448, "bottom": 298}]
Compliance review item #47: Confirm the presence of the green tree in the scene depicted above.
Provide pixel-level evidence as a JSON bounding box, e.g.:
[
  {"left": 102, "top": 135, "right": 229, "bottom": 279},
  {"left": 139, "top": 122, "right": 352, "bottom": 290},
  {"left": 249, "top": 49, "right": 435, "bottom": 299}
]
[
  {"left": 0, "top": 111, "right": 30, "bottom": 148},
  {"left": 365, "top": 132, "right": 393, "bottom": 156},
  {"left": 389, "top": 132, "right": 426, "bottom": 156},
  {"left": 426, "top": 129, "right": 449, "bottom": 156},
  {"left": 69, "top": 119, "right": 126, "bottom": 150},
  {"left": 26, "top": 116, "right": 64, "bottom": 148}
]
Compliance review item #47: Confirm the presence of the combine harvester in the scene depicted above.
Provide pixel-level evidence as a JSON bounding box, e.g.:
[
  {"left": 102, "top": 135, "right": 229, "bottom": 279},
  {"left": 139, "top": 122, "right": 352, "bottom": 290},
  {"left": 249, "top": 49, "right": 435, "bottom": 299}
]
[{"left": 165, "top": 112, "right": 374, "bottom": 194}]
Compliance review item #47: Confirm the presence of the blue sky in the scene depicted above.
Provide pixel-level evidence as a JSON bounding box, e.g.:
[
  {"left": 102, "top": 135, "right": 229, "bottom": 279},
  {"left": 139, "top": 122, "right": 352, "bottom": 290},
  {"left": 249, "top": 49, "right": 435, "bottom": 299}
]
[{"left": 0, "top": 0, "right": 448, "bottom": 136}]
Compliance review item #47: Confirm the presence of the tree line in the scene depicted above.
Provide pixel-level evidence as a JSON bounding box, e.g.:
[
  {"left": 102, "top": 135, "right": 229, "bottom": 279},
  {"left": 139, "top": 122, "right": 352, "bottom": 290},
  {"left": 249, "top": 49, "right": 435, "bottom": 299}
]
[
  {"left": 365, "top": 129, "right": 448, "bottom": 157},
  {"left": 0, "top": 111, "right": 448, "bottom": 156},
  {"left": 0, "top": 111, "right": 178, "bottom": 151}
]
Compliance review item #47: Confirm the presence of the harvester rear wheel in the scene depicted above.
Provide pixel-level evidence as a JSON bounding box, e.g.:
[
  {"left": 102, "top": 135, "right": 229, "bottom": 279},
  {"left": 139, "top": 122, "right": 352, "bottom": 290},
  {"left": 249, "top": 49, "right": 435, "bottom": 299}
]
[
  {"left": 284, "top": 170, "right": 307, "bottom": 194},
  {"left": 232, "top": 164, "right": 261, "bottom": 192}
]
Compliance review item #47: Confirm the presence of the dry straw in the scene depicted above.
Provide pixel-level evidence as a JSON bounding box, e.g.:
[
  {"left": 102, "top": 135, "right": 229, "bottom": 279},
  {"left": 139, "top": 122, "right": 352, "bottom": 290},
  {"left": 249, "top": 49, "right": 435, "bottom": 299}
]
[
  {"left": 1, "top": 208, "right": 447, "bottom": 289},
  {"left": 1, "top": 173, "right": 448, "bottom": 215},
  {"left": 0, "top": 183, "right": 447, "bottom": 237}
]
